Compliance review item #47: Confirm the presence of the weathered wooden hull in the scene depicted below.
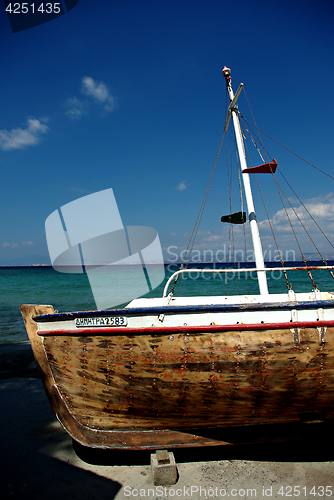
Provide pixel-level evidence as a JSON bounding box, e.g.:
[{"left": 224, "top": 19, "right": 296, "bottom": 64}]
[{"left": 20, "top": 301, "right": 334, "bottom": 450}]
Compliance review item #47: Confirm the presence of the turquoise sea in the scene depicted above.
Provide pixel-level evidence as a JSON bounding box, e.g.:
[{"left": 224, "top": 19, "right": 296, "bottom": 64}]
[{"left": 1, "top": 262, "right": 334, "bottom": 344}]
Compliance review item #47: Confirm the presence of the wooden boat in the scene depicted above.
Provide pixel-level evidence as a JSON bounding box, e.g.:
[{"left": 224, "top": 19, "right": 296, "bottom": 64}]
[{"left": 21, "top": 67, "right": 334, "bottom": 450}]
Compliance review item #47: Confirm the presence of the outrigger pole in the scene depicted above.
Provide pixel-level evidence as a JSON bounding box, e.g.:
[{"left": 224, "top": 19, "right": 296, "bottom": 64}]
[{"left": 222, "top": 66, "right": 269, "bottom": 295}]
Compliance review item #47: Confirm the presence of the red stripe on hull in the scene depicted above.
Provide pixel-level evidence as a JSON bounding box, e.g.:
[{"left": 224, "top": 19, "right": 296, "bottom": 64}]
[{"left": 37, "top": 319, "right": 334, "bottom": 336}]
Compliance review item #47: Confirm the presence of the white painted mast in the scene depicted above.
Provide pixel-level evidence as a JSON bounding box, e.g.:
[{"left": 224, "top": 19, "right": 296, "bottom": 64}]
[{"left": 222, "top": 66, "right": 269, "bottom": 295}]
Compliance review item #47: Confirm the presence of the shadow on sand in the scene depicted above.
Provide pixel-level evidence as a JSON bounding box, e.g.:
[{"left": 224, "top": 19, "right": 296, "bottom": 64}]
[{"left": 73, "top": 419, "right": 334, "bottom": 466}]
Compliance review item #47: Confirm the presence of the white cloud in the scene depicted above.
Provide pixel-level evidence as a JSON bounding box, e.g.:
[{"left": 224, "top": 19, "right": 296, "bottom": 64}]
[
  {"left": 81, "top": 76, "right": 116, "bottom": 111},
  {"left": 65, "top": 97, "right": 85, "bottom": 118},
  {"left": 304, "top": 193, "right": 334, "bottom": 221},
  {"left": 65, "top": 77, "right": 116, "bottom": 118},
  {"left": 2, "top": 241, "right": 34, "bottom": 248},
  {"left": 0, "top": 119, "right": 49, "bottom": 151},
  {"left": 2, "top": 242, "right": 18, "bottom": 248},
  {"left": 176, "top": 180, "right": 187, "bottom": 191},
  {"left": 253, "top": 192, "right": 334, "bottom": 258},
  {"left": 260, "top": 193, "right": 334, "bottom": 235}
]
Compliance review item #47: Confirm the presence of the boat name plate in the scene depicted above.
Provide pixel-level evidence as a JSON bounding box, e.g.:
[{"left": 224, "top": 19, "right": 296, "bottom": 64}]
[{"left": 75, "top": 316, "right": 128, "bottom": 328}]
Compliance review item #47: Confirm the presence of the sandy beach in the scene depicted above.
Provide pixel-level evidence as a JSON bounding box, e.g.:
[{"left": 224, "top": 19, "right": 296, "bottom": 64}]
[{"left": 1, "top": 343, "right": 334, "bottom": 500}]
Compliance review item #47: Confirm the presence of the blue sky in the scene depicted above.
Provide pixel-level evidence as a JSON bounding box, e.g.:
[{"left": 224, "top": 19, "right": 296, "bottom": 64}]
[{"left": 0, "top": 0, "right": 333, "bottom": 266}]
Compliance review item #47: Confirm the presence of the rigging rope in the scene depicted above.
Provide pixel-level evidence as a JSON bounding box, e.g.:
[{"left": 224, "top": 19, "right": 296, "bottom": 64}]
[
  {"left": 170, "top": 80, "right": 333, "bottom": 298},
  {"left": 235, "top": 135, "right": 250, "bottom": 293},
  {"left": 275, "top": 174, "right": 334, "bottom": 281},
  {"left": 242, "top": 110, "right": 316, "bottom": 287},
  {"left": 225, "top": 91, "right": 234, "bottom": 294},
  {"left": 242, "top": 127, "right": 292, "bottom": 289},
  {"left": 240, "top": 92, "right": 334, "bottom": 286},
  {"left": 242, "top": 87, "right": 269, "bottom": 164},
  {"left": 240, "top": 116, "right": 334, "bottom": 181},
  {"left": 277, "top": 169, "right": 334, "bottom": 256},
  {"left": 226, "top": 128, "right": 239, "bottom": 294},
  {"left": 253, "top": 172, "right": 292, "bottom": 289},
  {"left": 169, "top": 130, "right": 226, "bottom": 296},
  {"left": 225, "top": 134, "right": 232, "bottom": 294},
  {"left": 270, "top": 171, "right": 318, "bottom": 289}
]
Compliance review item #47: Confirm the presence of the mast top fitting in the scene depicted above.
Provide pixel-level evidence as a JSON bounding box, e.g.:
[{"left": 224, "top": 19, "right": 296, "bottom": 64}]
[
  {"left": 222, "top": 66, "right": 231, "bottom": 87},
  {"left": 222, "top": 66, "right": 231, "bottom": 77}
]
